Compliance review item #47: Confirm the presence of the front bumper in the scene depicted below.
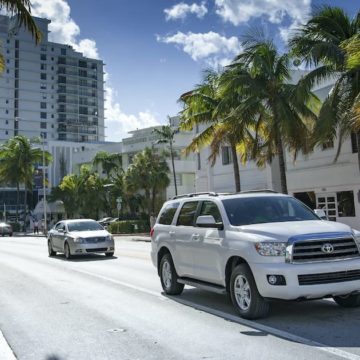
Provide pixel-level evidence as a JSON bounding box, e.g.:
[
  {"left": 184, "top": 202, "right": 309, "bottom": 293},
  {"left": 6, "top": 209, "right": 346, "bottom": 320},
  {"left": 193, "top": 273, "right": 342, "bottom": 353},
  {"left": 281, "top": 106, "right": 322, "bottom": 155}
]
[
  {"left": 250, "top": 258, "right": 360, "bottom": 300},
  {"left": 69, "top": 241, "right": 115, "bottom": 255}
]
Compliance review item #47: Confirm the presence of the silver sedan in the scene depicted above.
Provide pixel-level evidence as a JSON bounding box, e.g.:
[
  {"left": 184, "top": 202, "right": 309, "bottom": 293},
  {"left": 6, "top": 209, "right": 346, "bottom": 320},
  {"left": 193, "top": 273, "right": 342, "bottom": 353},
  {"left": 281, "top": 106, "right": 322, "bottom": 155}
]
[{"left": 47, "top": 219, "right": 115, "bottom": 259}]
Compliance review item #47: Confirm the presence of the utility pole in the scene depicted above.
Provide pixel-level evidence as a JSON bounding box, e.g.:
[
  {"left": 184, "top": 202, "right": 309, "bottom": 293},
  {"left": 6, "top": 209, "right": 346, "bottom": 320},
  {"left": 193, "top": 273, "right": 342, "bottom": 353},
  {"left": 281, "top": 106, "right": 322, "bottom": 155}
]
[{"left": 41, "top": 133, "right": 47, "bottom": 235}]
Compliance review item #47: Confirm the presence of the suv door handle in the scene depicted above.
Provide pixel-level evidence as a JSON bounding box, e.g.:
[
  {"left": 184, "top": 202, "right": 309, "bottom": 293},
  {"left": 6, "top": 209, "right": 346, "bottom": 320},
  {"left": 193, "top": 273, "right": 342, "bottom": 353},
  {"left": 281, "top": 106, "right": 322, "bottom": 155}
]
[
  {"left": 169, "top": 231, "right": 175, "bottom": 236},
  {"left": 192, "top": 234, "right": 200, "bottom": 241}
]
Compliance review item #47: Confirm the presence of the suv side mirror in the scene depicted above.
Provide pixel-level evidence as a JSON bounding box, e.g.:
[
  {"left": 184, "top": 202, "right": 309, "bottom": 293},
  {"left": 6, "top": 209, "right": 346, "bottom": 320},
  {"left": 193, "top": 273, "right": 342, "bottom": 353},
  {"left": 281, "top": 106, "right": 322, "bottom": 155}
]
[
  {"left": 58, "top": 228, "right": 64, "bottom": 233},
  {"left": 314, "top": 209, "right": 328, "bottom": 220},
  {"left": 196, "top": 215, "right": 224, "bottom": 230}
]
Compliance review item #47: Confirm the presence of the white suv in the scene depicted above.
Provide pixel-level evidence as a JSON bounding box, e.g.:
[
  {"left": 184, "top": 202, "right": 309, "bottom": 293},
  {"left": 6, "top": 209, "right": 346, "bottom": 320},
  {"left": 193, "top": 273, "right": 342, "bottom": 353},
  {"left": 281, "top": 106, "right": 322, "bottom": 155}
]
[{"left": 151, "top": 191, "right": 360, "bottom": 319}]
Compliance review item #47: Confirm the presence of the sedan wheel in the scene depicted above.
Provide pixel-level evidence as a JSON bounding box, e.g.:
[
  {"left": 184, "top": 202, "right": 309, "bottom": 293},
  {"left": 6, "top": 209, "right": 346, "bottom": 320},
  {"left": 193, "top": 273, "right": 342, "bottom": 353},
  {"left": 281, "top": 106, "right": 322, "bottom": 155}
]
[
  {"left": 64, "top": 242, "right": 72, "bottom": 260},
  {"left": 48, "top": 238, "right": 56, "bottom": 257}
]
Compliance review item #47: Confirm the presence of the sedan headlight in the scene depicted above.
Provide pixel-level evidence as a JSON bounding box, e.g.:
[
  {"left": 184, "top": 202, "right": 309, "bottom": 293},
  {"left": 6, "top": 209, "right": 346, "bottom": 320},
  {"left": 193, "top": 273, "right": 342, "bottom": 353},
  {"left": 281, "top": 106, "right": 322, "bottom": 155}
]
[
  {"left": 105, "top": 235, "right": 114, "bottom": 242},
  {"left": 73, "top": 237, "right": 85, "bottom": 244},
  {"left": 255, "top": 242, "right": 287, "bottom": 256}
]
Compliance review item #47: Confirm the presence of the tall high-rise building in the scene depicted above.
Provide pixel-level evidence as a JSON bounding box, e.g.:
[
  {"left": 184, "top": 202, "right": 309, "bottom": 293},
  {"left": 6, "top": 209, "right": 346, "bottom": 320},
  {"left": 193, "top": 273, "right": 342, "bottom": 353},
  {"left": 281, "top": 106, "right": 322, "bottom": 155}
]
[{"left": 0, "top": 15, "right": 105, "bottom": 142}]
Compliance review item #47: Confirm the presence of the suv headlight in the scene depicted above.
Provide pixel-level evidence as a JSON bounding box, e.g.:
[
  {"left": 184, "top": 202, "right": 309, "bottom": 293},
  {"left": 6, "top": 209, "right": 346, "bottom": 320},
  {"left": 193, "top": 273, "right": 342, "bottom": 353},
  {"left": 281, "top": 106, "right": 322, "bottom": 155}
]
[
  {"left": 255, "top": 242, "right": 287, "bottom": 256},
  {"left": 352, "top": 229, "right": 360, "bottom": 247},
  {"left": 73, "top": 237, "right": 85, "bottom": 244}
]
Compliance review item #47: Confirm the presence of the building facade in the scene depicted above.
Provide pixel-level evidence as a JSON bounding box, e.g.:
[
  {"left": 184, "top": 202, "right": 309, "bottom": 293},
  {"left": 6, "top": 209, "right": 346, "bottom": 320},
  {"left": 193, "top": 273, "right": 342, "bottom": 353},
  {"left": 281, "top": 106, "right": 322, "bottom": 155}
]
[
  {"left": 0, "top": 15, "right": 105, "bottom": 142},
  {"left": 0, "top": 15, "right": 105, "bottom": 217}
]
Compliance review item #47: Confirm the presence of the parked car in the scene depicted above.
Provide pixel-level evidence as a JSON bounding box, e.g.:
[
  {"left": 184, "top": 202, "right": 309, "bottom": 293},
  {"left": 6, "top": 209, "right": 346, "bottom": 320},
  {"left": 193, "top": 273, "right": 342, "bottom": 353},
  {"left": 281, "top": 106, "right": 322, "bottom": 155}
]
[
  {"left": 0, "top": 222, "right": 13, "bottom": 236},
  {"left": 151, "top": 191, "right": 360, "bottom": 319},
  {"left": 98, "top": 217, "right": 114, "bottom": 226},
  {"left": 47, "top": 219, "right": 115, "bottom": 259}
]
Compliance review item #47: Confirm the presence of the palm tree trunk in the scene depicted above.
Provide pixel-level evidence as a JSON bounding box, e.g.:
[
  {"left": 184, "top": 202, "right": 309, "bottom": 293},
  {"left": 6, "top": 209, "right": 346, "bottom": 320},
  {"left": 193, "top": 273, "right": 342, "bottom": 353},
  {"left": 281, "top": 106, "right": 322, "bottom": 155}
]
[
  {"left": 151, "top": 187, "right": 156, "bottom": 214},
  {"left": 16, "top": 183, "right": 20, "bottom": 222},
  {"left": 169, "top": 141, "right": 178, "bottom": 196},
  {"left": 275, "top": 132, "right": 288, "bottom": 194},
  {"left": 230, "top": 142, "right": 241, "bottom": 192},
  {"left": 23, "top": 184, "right": 27, "bottom": 232},
  {"left": 356, "top": 132, "right": 360, "bottom": 172},
  {"left": 145, "top": 189, "right": 151, "bottom": 216}
]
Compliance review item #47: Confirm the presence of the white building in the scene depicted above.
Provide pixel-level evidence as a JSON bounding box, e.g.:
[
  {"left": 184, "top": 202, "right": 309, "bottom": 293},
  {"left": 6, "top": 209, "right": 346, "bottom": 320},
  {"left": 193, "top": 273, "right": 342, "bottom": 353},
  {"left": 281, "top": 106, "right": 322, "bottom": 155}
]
[
  {"left": 192, "top": 72, "right": 360, "bottom": 229},
  {"left": 0, "top": 15, "right": 105, "bottom": 215}
]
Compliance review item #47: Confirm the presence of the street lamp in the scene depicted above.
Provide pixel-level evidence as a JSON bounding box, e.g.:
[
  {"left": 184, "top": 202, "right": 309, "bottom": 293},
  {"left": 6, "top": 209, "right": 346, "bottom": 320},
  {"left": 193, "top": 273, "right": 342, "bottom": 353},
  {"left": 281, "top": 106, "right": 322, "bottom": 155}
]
[{"left": 40, "top": 132, "right": 47, "bottom": 235}]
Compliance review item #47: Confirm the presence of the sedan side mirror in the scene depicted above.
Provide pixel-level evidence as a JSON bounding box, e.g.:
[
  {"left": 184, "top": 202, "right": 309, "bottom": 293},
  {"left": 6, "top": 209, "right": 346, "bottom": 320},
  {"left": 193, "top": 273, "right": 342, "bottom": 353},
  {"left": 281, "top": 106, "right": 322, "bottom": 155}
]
[{"left": 196, "top": 215, "right": 224, "bottom": 230}]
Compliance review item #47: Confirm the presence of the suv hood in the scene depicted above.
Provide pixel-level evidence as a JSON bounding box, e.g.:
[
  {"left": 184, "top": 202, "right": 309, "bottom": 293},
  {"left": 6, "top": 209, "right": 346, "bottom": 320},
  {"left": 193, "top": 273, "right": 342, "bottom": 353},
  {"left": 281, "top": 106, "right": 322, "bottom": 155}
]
[{"left": 237, "top": 220, "right": 352, "bottom": 242}]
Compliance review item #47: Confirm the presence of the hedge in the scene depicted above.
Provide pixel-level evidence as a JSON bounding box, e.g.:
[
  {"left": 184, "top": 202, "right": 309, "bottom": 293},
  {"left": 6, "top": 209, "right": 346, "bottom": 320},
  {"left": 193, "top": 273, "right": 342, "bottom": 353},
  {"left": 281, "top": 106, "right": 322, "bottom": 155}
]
[{"left": 108, "top": 220, "right": 150, "bottom": 234}]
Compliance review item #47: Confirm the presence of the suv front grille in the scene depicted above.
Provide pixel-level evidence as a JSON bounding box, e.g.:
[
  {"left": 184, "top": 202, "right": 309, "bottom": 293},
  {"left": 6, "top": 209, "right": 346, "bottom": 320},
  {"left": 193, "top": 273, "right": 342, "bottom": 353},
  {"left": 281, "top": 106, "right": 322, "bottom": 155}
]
[
  {"left": 298, "top": 270, "right": 360, "bottom": 285},
  {"left": 292, "top": 237, "right": 359, "bottom": 263}
]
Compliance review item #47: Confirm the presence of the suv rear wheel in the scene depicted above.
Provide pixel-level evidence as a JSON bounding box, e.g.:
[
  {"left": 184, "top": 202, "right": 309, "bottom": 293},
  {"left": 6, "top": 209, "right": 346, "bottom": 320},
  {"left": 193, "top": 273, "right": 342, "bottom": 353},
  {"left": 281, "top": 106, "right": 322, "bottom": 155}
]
[
  {"left": 333, "top": 294, "right": 360, "bottom": 307},
  {"left": 160, "top": 253, "right": 184, "bottom": 295},
  {"left": 230, "top": 264, "right": 270, "bottom": 319}
]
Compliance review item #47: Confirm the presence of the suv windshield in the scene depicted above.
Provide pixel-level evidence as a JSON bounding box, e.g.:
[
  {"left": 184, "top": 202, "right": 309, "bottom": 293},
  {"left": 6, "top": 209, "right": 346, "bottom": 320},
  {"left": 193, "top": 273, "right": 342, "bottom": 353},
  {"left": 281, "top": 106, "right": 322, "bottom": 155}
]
[
  {"left": 222, "top": 196, "right": 319, "bottom": 226},
  {"left": 67, "top": 221, "right": 104, "bottom": 232}
]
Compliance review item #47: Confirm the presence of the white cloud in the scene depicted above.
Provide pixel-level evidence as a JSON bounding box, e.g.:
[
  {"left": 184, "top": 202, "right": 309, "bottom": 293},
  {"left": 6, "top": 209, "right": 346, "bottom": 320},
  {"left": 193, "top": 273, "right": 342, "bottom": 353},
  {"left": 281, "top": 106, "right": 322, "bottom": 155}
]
[
  {"left": 214, "top": 0, "right": 311, "bottom": 41},
  {"left": 29, "top": 0, "right": 159, "bottom": 141},
  {"left": 164, "top": 2, "right": 208, "bottom": 21},
  {"left": 105, "top": 84, "right": 161, "bottom": 141},
  {"left": 157, "top": 31, "right": 241, "bottom": 66}
]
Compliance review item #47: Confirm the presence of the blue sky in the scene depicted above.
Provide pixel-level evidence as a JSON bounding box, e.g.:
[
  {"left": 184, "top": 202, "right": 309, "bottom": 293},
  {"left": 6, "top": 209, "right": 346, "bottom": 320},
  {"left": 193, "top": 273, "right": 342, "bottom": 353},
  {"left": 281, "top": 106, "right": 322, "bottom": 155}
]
[{"left": 28, "top": 0, "right": 359, "bottom": 142}]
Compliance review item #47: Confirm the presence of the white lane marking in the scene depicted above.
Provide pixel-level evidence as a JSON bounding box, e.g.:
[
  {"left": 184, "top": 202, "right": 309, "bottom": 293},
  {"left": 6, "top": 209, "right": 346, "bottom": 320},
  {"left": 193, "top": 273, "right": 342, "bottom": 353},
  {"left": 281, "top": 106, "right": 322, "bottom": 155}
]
[
  {"left": 72, "top": 268, "right": 360, "bottom": 360},
  {"left": 0, "top": 330, "right": 16, "bottom": 360}
]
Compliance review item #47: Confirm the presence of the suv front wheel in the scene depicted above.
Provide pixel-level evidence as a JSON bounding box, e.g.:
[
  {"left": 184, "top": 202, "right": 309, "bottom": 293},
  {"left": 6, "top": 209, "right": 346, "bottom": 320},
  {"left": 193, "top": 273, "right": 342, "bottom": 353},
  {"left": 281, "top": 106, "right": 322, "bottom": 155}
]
[
  {"left": 230, "top": 264, "right": 270, "bottom": 319},
  {"left": 160, "top": 253, "right": 184, "bottom": 295},
  {"left": 333, "top": 294, "right": 360, "bottom": 307}
]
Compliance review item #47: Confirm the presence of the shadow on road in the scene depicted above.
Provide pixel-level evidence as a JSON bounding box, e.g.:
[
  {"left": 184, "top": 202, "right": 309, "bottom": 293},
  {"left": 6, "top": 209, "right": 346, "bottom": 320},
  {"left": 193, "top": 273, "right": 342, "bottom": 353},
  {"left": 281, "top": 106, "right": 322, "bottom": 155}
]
[
  {"left": 50, "top": 254, "right": 118, "bottom": 262},
  {"left": 164, "top": 287, "right": 360, "bottom": 350}
]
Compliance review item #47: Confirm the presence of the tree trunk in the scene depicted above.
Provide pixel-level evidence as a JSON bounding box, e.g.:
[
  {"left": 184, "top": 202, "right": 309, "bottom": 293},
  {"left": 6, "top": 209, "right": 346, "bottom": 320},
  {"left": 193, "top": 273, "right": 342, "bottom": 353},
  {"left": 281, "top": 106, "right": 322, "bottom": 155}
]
[
  {"left": 151, "top": 187, "right": 156, "bottom": 214},
  {"left": 230, "top": 142, "right": 241, "bottom": 192},
  {"left": 16, "top": 183, "right": 20, "bottom": 222},
  {"left": 169, "top": 141, "right": 178, "bottom": 196},
  {"left": 275, "top": 132, "right": 288, "bottom": 194},
  {"left": 145, "top": 189, "right": 151, "bottom": 216},
  {"left": 356, "top": 132, "right": 360, "bottom": 172},
  {"left": 23, "top": 184, "right": 27, "bottom": 232}
]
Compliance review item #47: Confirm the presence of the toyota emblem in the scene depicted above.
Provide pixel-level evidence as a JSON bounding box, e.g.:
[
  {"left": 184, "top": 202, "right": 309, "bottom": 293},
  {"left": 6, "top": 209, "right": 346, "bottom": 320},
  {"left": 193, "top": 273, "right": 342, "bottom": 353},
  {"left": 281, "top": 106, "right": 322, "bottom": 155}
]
[{"left": 321, "top": 243, "right": 334, "bottom": 253}]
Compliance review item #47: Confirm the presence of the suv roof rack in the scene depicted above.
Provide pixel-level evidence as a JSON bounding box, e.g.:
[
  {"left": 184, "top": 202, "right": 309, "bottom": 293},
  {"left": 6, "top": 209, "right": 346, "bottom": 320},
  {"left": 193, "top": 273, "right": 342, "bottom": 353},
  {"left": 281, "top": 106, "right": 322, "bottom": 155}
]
[
  {"left": 238, "top": 189, "right": 278, "bottom": 194},
  {"left": 172, "top": 192, "right": 219, "bottom": 200}
]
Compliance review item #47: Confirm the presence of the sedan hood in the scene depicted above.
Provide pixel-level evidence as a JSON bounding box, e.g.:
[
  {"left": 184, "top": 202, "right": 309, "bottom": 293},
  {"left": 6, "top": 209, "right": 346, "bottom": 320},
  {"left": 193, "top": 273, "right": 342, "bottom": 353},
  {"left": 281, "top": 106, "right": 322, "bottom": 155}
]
[
  {"left": 237, "top": 220, "right": 352, "bottom": 242},
  {"left": 67, "top": 230, "right": 110, "bottom": 238}
]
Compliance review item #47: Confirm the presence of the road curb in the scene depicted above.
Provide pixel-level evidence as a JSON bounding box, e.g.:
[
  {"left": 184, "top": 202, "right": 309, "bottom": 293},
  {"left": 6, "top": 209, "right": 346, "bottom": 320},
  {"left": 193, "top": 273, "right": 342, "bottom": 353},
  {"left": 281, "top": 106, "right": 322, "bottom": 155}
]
[{"left": 0, "top": 330, "right": 16, "bottom": 360}]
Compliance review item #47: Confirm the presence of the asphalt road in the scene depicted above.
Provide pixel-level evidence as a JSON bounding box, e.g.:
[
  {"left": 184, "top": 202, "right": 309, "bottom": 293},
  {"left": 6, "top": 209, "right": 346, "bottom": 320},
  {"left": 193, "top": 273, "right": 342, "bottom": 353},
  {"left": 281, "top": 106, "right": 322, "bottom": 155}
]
[{"left": 0, "top": 236, "right": 360, "bottom": 360}]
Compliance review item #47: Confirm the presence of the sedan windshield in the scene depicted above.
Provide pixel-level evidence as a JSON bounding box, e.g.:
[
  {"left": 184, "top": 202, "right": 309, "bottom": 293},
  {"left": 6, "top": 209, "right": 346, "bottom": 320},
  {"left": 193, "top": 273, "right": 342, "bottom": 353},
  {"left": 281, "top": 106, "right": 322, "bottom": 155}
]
[
  {"left": 67, "top": 221, "right": 104, "bottom": 232},
  {"left": 222, "top": 196, "right": 319, "bottom": 226}
]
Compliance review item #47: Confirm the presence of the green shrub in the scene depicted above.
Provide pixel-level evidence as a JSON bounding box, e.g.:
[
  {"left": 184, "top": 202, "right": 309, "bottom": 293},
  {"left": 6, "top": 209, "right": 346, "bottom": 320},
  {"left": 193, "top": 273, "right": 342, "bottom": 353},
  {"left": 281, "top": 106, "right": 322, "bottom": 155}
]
[
  {"left": 108, "top": 220, "right": 150, "bottom": 234},
  {"left": 9, "top": 222, "right": 21, "bottom": 232}
]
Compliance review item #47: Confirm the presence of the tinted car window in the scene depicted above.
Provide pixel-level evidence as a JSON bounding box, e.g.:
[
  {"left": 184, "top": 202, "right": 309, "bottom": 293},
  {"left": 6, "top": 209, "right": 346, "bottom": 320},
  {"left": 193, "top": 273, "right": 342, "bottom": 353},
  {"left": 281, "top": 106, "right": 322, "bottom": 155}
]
[
  {"left": 198, "top": 201, "right": 222, "bottom": 223},
  {"left": 158, "top": 202, "right": 180, "bottom": 225},
  {"left": 177, "top": 201, "right": 198, "bottom": 226},
  {"left": 222, "top": 196, "right": 318, "bottom": 226}
]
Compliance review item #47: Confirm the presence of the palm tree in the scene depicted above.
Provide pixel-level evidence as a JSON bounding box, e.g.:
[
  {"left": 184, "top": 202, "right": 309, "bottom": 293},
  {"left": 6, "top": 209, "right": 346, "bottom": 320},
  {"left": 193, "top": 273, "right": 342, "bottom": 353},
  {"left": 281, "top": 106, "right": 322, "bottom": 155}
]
[
  {"left": 289, "top": 6, "right": 360, "bottom": 166},
  {"left": 0, "top": 135, "right": 52, "bottom": 224},
  {"left": 92, "top": 151, "right": 122, "bottom": 178},
  {"left": 179, "top": 70, "right": 249, "bottom": 192},
  {"left": 226, "top": 38, "right": 319, "bottom": 194},
  {"left": 153, "top": 118, "right": 179, "bottom": 195},
  {"left": 124, "top": 148, "right": 170, "bottom": 215},
  {"left": 0, "top": 0, "right": 42, "bottom": 72}
]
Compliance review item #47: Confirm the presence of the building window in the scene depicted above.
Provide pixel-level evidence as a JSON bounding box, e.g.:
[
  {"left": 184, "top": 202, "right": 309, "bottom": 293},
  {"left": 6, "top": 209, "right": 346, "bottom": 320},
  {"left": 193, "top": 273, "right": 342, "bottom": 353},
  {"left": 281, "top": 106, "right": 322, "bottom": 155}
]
[
  {"left": 41, "top": 112, "right": 47, "bottom": 119},
  {"left": 222, "top": 146, "right": 233, "bottom": 165},
  {"left": 61, "top": 48, "right": 66, "bottom": 55},
  {"left": 5, "top": 120, "right": 8, "bottom": 124},
  {"left": 40, "top": 102, "right": 47, "bottom": 109},
  {"left": 42, "top": 93, "right": 47, "bottom": 100},
  {"left": 40, "top": 122, "right": 47, "bottom": 129},
  {"left": 79, "top": 69, "right": 87, "bottom": 77},
  {"left": 40, "top": 54, "right": 46, "bottom": 61},
  {"left": 5, "top": 110, "right": 8, "bottom": 114},
  {"left": 351, "top": 132, "right": 359, "bottom": 153},
  {"left": 41, "top": 64, "right": 47, "bottom": 70},
  {"left": 40, "top": 83, "right": 47, "bottom": 90},
  {"left": 41, "top": 45, "right": 47, "bottom": 52},
  {"left": 5, "top": 131, "right": 8, "bottom": 135},
  {"left": 337, "top": 191, "right": 355, "bottom": 217}
]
